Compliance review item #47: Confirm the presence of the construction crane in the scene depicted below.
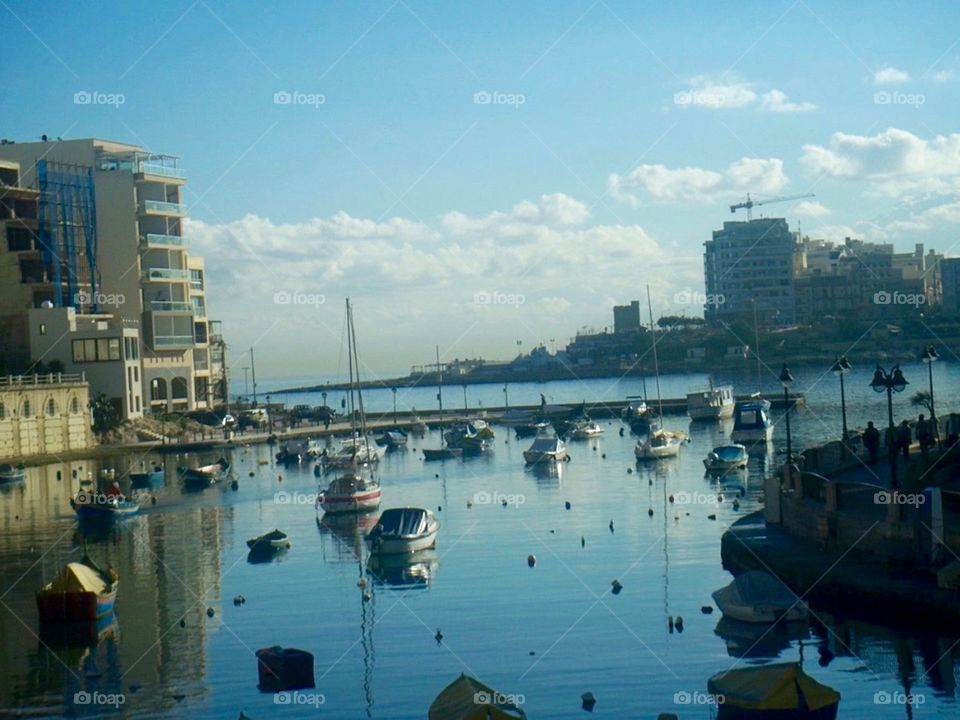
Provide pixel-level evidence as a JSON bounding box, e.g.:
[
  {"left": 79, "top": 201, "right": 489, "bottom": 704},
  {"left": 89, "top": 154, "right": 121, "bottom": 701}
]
[{"left": 729, "top": 193, "right": 815, "bottom": 221}]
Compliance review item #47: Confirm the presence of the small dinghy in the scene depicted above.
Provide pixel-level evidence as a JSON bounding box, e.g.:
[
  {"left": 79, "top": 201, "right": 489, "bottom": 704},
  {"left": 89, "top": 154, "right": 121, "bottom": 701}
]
[
  {"left": 129, "top": 463, "right": 164, "bottom": 487},
  {"left": 37, "top": 555, "right": 118, "bottom": 623},
  {"left": 707, "top": 662, "right": 840, "bottom": 720},
  {"left": 712, "top": 571, "right": 807, "bottom": 624},
  {"left": 423, "top": 447, "right": 463, "bottom": 461},
  {"left": 247, "top": 529, "right": 292, "bottom": 552},
  {"left": 367, "top": 508, "right": 439, "bottom": 555},
  {"left": 704, "top": 444, "right": 749, "bottom": 471},
  {"left": 183, "top": 458, "right": 229, "bottom": 486},
  {"left": 429, "top": 673, "right": 526, "bottom": 720}
]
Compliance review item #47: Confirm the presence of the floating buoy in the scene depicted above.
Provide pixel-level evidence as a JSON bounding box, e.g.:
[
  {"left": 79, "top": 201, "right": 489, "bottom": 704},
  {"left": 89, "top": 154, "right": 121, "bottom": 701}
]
[
  {"left": 529, "top": 650, "right": 536, "bottom": 656},
  {"left": 609, "top": 520, "right": 614, "bottom": 533},
  {"left": 701, "top": 605, "right": 713, "bottom": 614},
  {"left": 435, "top": 628, "right": 443, "bottom": 644},
  {"left": 581, "top": 536, "right": 585, "bottom": 547},
  {"left": 648, "top": 479, "right": 652, "bottom": 486},
  {"left": 668, "top": 494, "right": 674, "bottom": 503},
  {"left": 675, "top": 616, "right": 684, "bottom": 632},
  {"left": 732, "top": 500, "right": 740, "bottom": 511},
  {"left": 207, "top": 607, "right": 215, "bottom": 618},
  {"left": 278, "top": 474, "right": 282, "bottom": 482},
  {"left": 438, "top": 505, "right": 442, "bottom": 512},
  {"left": 234, "top": 595, "right": 246, "bottom": 606},
  {"left": 565, "top": 501, "right": 571, "bottom": 510},
  {"left": 626, "top": 468, "right": 633, "bottom": 474},
  {"left": 648, "top": 508, "right": 654, "bottom": 517},
  {"left": 501, "top": 498, "right": 508, "bottom": 507},
  {"left": 601, "top": 453, "right": 606, "bottom": 458},
  {"left": 466, "top": 500, "right": 473, "bottom": 508},
  {"left": 249, "top": 471, "right": 255, "bottom": 477},
  {"left": 668, "top": 616, "right": 674, "bottom": 632},
  {"left": 231, "top": 480, "right": 239, "bottom": 490},
  {"left": 708, "top": 513, "right": 717, "bottom": 521},
  {"left": 718, "top": 493, "right": 724, "bottom": 503},
  {"left": 611, "top": 579, "right": 623, "bottom": 594},
  {"left": 435, "top": 473, "right": 439, "bottom": 479},
  {"left": 357, "top": 577, "right": 367, "bottom": 588},
  {"left": 362, "top": 591, "right": 371, "bottom": 602},
  {"left": 179, "top": 618, "right": 186, "bottom": 628},
  {"left": 527, "top": 554, "right": 536, "bottom": 567},
  {"left": 581, "top": 691, "right": 596, "bottom": 710}
]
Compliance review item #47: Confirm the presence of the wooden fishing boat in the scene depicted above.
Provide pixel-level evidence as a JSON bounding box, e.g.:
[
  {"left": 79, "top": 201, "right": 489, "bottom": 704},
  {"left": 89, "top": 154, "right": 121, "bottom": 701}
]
[
  {"left": 707, "top": 662, "right": 839, "bottom": 720},
  {"left": 429, "top": 673, "right": 526, "bottom": 720},
  {"left": 246, "top": 528, "right": 292, "bottom": 552},
  {"left": 70, "top": 490, "right": 140, "bottom": 520},
  {"left": 183, "top": 457, "right": 230, "bottom": 486},
  {"left": 36, "top": 555, "right": 118, "bottom": 623},
  {"left": 129, "top": 463, "right": 164, "bottom": 487}
]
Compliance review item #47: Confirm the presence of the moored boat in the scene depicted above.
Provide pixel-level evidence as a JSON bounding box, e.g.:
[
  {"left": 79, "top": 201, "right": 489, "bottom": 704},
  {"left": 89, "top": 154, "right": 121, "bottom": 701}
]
[
  {"left": 635, "top": 429, "right": 685, "bottom": 460},
  {"left": 0, "top": 462, "right": 26, "bottom": 483},
  {"left": 423, "top": 447, "right": 463, "bottom": 461},
  {"left": 129, "top": 463, "right": 164, "bottom": 487},
  {"left": 376, "top": 429, "right": 408, "bottom": 448},
  {"left": 707, "top": 662, "right": 840, "bottom": 720},
  {"left": 704, "top": 444, "right": 749, "bottom": 471},
  {"left": 247, "top": 528, "right": 292, "bottom": 552},
  {"left": 70, "top": 489, "right": 140, "bottom": 520},
  {"left": 731, "top": 398, "right": 774, "bottom": 443},
  {"left": 688, "top": 382, "right": 735, "bottom": 420},
  {"left": 36, "top": 555, "right": 118, "bottom": 623},
  {"left": 568, "top": 419, "right": 603, "bottom": 439},
  {"left": 428, "top": 673, "right": 527, "bottom": 720},
  {"left": 183, "top": 458, "right": 230, "bottom": 486},
  {"left": 367, "top": 507, "right": 439, "bottom": 555},
  {"left": 712, "top": 571, "right": 808, "bottom": 624},
  {"left": 317, "top": 471, "right": 382, "bottom": 514},
  {"left": 523, "top": 434, "right": 567, "bottom": 464}
]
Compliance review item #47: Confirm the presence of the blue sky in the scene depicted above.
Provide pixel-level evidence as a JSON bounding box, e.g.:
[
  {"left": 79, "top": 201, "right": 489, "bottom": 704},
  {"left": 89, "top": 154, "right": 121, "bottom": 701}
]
[{"left": 4, "top": 1, "right": 960, "bottom": 376}]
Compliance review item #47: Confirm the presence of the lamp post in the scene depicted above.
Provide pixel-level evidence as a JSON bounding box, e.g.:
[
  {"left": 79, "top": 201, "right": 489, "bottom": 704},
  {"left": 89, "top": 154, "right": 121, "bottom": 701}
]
[
  {"left": 779, "top": 364, "right": 794, "bottom": 459},
  {"left": 870, "top": 365, "right": 908, "bottom": 490},
  {"left": 830, "top": 356, "right": 852, "bottom": 446},
  {"left": 921, "top": 345, "right": 939, "bottom": 444},
  {"left": 321, "top": 390, "right": 327, "bottom": 408},
  {"left": 503, "top": 383, "right": 509, "bottom": 409},
  {"left": 391, "top": 386, "right": 398, "bottom": 425},
  {"left": 462, "top": 384, "right": 468, "bottom": 412}
]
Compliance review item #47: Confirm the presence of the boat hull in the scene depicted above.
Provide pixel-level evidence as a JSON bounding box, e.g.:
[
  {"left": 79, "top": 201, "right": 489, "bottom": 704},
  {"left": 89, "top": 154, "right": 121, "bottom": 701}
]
[
  {"left": 319, "top": 489, "right": 382, "bottom": 514},
  {"left": 523, "top": 451, "right": 564, "bottom": 464},
  {"left": 716, "top": 703, "right": 838, "bottom": 720},
  {"left": 37, "top": 588, "right": 116, "bottom": 623},
  {"left": 370, "top": 530, "right": 438, "bottom": 555},
  {"left": 689, "top": 405, "right": 735, "bottom": 421},
  {"left": 636, "top": 444, "right": 681, "bottom": 460},
  {"left": 423, "top": 449, "right": 462, "bottom": 461},
  {"left": 71, "top": 495, "right": 140, "bottom": 520},
  {"left": 0, "top": 469, "right": 26, "bottom": 483},
  {"left": 731, "top": 426, "right": 774, "bottom": 443}
]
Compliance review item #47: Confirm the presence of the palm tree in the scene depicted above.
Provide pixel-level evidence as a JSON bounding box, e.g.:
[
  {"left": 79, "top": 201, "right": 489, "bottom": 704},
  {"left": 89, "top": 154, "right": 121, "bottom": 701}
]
[{"left": 911, "top": 390, "right": 933, "bottom": 414}]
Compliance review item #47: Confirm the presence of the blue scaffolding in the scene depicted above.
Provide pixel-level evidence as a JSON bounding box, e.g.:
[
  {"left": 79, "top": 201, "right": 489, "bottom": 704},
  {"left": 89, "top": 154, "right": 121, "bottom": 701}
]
[{"left": 36, "top": 160, "right": 98, "bottom": 308}]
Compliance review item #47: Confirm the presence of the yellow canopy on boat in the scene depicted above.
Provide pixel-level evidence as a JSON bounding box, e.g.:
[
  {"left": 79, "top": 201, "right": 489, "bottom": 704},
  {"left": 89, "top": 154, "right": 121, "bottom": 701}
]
[
  {"left": 429, "top": 674, "right": 527, "bottom": 720},
  {"left": 47, "top": 562, "right": 108, "bottom": 594},
  {"left": 707, "top": 662, "right": 840, "bottom": 712}
]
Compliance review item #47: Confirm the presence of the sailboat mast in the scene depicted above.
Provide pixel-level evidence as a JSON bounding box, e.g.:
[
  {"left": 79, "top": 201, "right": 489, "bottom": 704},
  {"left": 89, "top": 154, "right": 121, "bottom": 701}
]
[
  {"left": 436, "top": 345, "right": 444, "bottom": 426},
  {"left": 646, "top": 285, "right": 664, "bottom": 418},
  {"left": 346, "top": 299, "right": 357, "bottom": 437},
  {"left": 250, "top": 347, "right": 258, "bottom": 406},
  {"left": 350, "top": 301, "right": 370, "bottom": 443}
]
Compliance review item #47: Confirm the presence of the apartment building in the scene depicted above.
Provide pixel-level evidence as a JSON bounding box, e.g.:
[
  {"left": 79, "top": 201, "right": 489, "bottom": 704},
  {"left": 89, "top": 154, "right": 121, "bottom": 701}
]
[{"left": 0, "top": 139, "right": 223, "bottom": 415}]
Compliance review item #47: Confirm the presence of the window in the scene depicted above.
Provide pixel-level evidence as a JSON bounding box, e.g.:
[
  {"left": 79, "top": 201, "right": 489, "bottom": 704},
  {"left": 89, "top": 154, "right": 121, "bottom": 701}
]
[
  {"left": 84, "top": 339, "right": 96, "bottom": 362},
  {"left": 71, "top": 337, "right": 123, "bottom": 362},
  {"left": 70, "top": 397, "right": 80, "bottom": 414},
  {"left": 21, "top": 399, "right": 31, "bottom": 418},
  {"left": 46, "top": 398, "right": 57, "bottom": 416},
  {"left": 97, "top": 338, "right": 109, "bottom": 361},
  {"left": 0, "top": 401, "right": 5, "bottom": 420},
  {"left": 133, "top": 366, "right": 139, "bottom": 382},
  {"left": 39, "top": 323, "right": 46, "bottom": 336},
  {"left": 108, "top": 338, "right": 121, "bottom": 360},
  {"left": 72, "top": 340, "right": 85, "bottom": 362},
  {"left": 135, "top": 396, "right": 141, "bottom": 411}
]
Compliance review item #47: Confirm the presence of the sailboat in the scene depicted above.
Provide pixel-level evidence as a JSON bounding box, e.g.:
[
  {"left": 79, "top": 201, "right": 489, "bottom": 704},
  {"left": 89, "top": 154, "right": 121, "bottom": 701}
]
[
  {"left": 316, "top": 300, "right": 382, "bottom": 515},
  {"left": 423, "top": 347, "right": 462, "bottom": 461},
  {"left": 636, "top": 286, "right": 686, "bottom": 460}
]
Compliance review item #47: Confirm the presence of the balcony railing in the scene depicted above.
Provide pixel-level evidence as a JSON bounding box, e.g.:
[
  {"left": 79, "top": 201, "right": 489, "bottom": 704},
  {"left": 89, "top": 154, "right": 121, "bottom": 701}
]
[
  {"left": 137, "top": 162, "right": 186, "bottom": 179},
  {"left": 142, "top": 233, "right": 188, "bottom": 248},
  {"left": 194, "top": 358, "right": 210, "bottom": 371},
  {"left": 191, "top": 300, "right": 206, "bottom": 316},
  {"left": 152, "top": 335, "right": 194, "bottom": 347},
  {"left": 150, "top": 301, "right": 194, "bottom": 313},
  {"left": 140, "top": 200, "right": 186, "bottom": 215},
  {"left": 144, "top": 267, "right": 190, "bottom": 282}
]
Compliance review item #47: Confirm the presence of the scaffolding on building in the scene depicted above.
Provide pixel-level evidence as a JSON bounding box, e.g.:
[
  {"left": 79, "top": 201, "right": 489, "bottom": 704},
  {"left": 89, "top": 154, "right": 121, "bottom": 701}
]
[{"left": 36, "top": 160, "right": 98, "bottom": 308}]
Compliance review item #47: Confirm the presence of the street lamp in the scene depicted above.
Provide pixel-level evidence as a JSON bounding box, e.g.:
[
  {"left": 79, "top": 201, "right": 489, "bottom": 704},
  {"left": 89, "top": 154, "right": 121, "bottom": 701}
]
[
  {"left": 871, "top": 365, "right": 908, "bottom": 490},
  {"left": 779, "top": 364, "right": 794, "bottom": 459},
  {"left": 503, "top": 383, "right": 509, "bottom": 409},
  {"left": 830, "top": 356, "right": 852, "bottom": 446},
  {"left": 391, "top": 386, "right": 398, "bottom": 425},
  {"left": 921, "top": 345, "right": 940, "bottom": 444}
]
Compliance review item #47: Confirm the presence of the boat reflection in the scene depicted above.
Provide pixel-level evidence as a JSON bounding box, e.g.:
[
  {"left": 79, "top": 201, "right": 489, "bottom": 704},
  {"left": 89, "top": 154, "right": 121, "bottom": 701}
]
[
  {"left": 526, "top": 459, "right": 564, "bottom": 486},
  {"left": 714, "top": 615, "right": 811, "bottom": 659},
  {"left": 366, "top": 549, "right": 438, "bottom": 590},
  {"left": 317, "top": 511, "right": 379, "bottom": 563},
  {"left": 38, "top": 613, "right": 119, "bottom": 670}
]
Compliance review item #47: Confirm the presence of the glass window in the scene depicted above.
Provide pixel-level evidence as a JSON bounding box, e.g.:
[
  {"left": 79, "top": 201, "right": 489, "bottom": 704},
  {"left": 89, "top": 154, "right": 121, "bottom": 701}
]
[
  {"left": 72, "top": 340, "right": 85, "bottom": 362},
  {"left": 70, "top": 397, "right": 80, "bottom": 414},
  {"left": 21, "top": 399, "right": 31, "bottom": 418},
  {"left": 135, "top": 396, "right": 141, "bottom": 411},
  {"left": 83, "top": 339, "right": 96, "bottom": 362},
  {"left": 0, "top": 401, "right": 5, "bottom": 420},
  {"left": 97, "top": 338, "right": 109, "bottom": 361},
  {"left": 46, "top": 398, "right": 56, "bottom": 416},
  {"left": 108, "top": 338, "right": 121, "bottom": 360},
  {"left": 134, "top": 366, "right": 139, "bottom": 382}
]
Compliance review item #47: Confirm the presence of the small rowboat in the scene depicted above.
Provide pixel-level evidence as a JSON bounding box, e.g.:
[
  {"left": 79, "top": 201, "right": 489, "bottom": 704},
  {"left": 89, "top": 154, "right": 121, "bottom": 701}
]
[
  {"left": 367, "top": 508, "right": 439, "bottom": 555},
  {"left": 129, "top": 464, "right": 164, "bottom": 487},
  {"left": 0, "top": 463, "right": 26, "bottom": 483},
  {"left": 70, "top": 491, "right": 140, "bottom": 520},
  {"left": 183, "top": 458, "right": 230, "bottom": 486},
  {"left": 247, "top": 528, "right": 292, "bottom": 552},
  {"left": 36, "top": 555, "right": 118, "bottom": 623}
]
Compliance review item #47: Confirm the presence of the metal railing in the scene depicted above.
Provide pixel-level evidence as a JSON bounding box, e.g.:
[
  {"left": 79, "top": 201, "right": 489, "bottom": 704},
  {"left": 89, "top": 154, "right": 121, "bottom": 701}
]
[
  {"left": 0, "top": 372, "right": 86, "bottom": 387},
  {"left": 152, "top": 336, "right": 194, "bottom": 347},
  {"left": 137, "top": 162, "right": 186, "bottom": 179},
  {"left": 142, "top": 233, "right": 188, "bottom": 248},
  {"left": 150, "top": 301, "right": 194, "bottom": 313},
  {"left": 140, "top": 200, "right": 186, "bottom": 215},
  {"left": 144, "top": 267, "right": 190, "bottom": 282}
]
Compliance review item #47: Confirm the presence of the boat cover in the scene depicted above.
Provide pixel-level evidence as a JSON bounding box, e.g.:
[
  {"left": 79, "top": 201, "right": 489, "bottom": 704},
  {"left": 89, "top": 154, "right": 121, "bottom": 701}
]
[
  {"left": 707, "top": 662, "right": 840, "bottom": 712},
  {"left": 429, "top": 674, "right": 526, "bottom": 720},
  {"left": 527, "top": 436, "right": 561, "bottom": 453},
  {"left": 377, "top": 508, "right": 430, "bottom": 538},
  {"left": 47, "top": 562, "right": 108, "bottom": 595},
  {"left": 713, "top": 445, "right": 747, "bottom": 462},
  {"left": 715, "top": 571, "right": 797, "bottom": 611},
  {"left": 734, "top": 401, "right": 771, "bottom": 429}
]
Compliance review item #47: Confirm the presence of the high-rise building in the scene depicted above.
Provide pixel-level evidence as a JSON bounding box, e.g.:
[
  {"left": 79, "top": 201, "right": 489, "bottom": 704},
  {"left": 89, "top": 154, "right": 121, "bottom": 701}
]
[
  {"left": 613, "top": 301, "right": 641, "bottom": 333},
  {"left": 941, "top": 258, "right": 960, "bottom": 317},
  {"left": 703, "top": 218, "right": 799, "bottom": 326},
  {"left": 0, "top": 138, "right": 224, "bottom": 414}
]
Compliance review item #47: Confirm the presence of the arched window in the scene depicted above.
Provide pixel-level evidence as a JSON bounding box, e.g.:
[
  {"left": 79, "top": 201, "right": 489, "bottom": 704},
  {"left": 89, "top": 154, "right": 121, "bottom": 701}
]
[
  {"left": 0, "top": 401, "right": 5, "bottom": 420},
  {"left": 171, "top": 377, "right": 189, "bottom": 400},
  {"left": 70, "top": 396, "right": 81, "bottom": 414},
  {"left": 21, "top": 399, "right": 32, "bottom": 418},
  {"left": 150, "top": 378, "right": 168, "bottom": 401},
  {"left": 46, "top": 398, "right": 57, "bottom": 416}
]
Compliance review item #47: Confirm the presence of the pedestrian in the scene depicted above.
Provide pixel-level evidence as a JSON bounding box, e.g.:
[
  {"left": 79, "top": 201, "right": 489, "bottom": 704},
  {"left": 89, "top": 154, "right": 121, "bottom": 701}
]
[
  {"left": 863, "top": 421, "right": 880, "bottom": 465},
  {"left": 917, "top": 413, "right": 933, "bottom": 459},
  {"left": 895, "top": 419, "right": 912, "bottom": 459}
]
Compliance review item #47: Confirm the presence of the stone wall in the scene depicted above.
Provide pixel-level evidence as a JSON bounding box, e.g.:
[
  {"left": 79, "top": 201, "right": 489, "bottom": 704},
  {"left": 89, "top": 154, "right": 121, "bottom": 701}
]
[{"left": 0, "top": 375, "right": 94, "bottom": 459}]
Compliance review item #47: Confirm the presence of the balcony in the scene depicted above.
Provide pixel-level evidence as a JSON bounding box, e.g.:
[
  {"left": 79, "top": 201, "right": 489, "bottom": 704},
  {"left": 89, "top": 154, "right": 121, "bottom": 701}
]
[
  {"left": 142, "top": 233, "right": 188, "bottom": 248},
  {"left": 150, "top": 300, "right": 194, "bottom": 313},
  {"left": 144, "top": 267, "right": 190, "bottom": 282},
  {"left": 137, "top": 162, "right": 186, "bottom": 179},
  {"left": 153, "top": 335, "right": 195, "bottom": 348},
  {"left": 140, "top": 200, "right": 186, "bottom": 216}
]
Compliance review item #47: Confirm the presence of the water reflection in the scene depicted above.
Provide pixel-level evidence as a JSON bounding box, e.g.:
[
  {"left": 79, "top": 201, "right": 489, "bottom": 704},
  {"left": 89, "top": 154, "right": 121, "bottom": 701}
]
[
  {"left": 714, "top": 616, "right": 811, "bottom": 659},
  {"left": 317, "top": 511, "right": 379, "bottom": 563},
  {"left": 525, "top": 459, "right": 564, "bottom": 487},
  {"left": 366, "top": 549, "right": 438, "bottom": 590}
]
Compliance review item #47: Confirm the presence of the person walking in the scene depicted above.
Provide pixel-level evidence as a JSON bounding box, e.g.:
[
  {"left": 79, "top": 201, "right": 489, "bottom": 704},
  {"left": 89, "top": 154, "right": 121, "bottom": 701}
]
[
  {"left": 896, "top": 419, "right": 912, "bottom": 460},
  {"left": 863, "top": 421, "right": 880, "bottom": 465},
  {"left": 917, "top": 413, "right": 934, "bottom": 460}
]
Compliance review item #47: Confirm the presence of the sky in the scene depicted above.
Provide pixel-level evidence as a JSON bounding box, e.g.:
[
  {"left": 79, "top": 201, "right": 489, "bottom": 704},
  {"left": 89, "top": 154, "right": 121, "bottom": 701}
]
[{"left": 3, "top": 0, "right": 960, "bottom": 378}]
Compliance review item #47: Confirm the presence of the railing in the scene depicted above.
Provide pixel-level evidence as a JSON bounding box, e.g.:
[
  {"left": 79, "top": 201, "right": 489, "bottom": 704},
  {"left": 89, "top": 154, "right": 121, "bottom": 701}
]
[
  {"left": 137, "top": 162, "right": 186, "bottom": 179},
  {"left": 140, "top": 200, "right": 186, "bottom": 215},
  {"left": 142, "top": 233, "right": 188, "bottom": 248},
  {"left": 190, "top": 280, "right": 203, "bottom": 291},
  {"left": 0, "top": 372, "right": 86, "bottom": 387},
  {"left": 144, "top": 267, "right": 190, "bottom": 282},
  {"left": 150, "top": 301, "right": 194, "bottom": 313},
  {"left": 194, "top": 358, "right": 209, "bottom": 371},
  {"left": 191, "top": 300, "right": 206, "bottom": 316},
  {"left": 152, "top": 335, "right": 194, "bottom": 347}
]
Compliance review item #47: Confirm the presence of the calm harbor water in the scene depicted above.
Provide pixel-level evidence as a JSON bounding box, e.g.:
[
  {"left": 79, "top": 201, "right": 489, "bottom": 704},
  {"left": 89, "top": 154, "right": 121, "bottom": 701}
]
[{"left": 1, "top": 362, "right": 959, "bottom": 718}]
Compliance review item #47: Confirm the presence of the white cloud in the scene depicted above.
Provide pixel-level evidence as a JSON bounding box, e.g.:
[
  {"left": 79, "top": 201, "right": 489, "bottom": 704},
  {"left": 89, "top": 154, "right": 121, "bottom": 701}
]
[
  {"left": 760, "top": 90, "right": 816, "bottom": 113},
  {"left": 673, "top": 75, "right": 756, "bottom": 109},
  {"left": 609, "top": 157, "right": 787, "bottom": 205},
  {"left": 794, "top": 201, "right": 830, "bottom": 217},
  {"left": 874, "top": 66, "right": 911, "bottom": 84},
  {"left": 441, "top": 192, "right": 589, "bottom": 239},
  {"left": 801, "top": 127, "right": 960, "bottom": 197},
  {"left": 933, "top": 69, "right": 957, "bottom": 83}
]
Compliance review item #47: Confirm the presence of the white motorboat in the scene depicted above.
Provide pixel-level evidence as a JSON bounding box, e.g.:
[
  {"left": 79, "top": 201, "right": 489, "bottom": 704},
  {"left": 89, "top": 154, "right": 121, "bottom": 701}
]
[
  {"left": 712, "top": 571, "right": 808, "bottom": 624},
  {"left": 367, "top": 508, "right": 440, "bottom": 555},
  {"left": 323, "top": 436, "right": 385, "bottom": 469},
  {"left": 704, "top": 444, "right": 749, "bottom": 471},
  {"left": 568, "top": 420, "right": 603, "bottom": 439},
  {"left": 635, "top": 429, "right": 685, "bottom": 460},
  {"left": 687, "top": 382, "right": 735, "bottom": 421},
  {"left": 305, "top": 439, "right": 327, "bottom": 458},
  {"left": 731, "top": 398, "right": 774, "bottom": 443},
  {"left": 317, "top": 471, "right": 382, "bottom": 514},
  {"left": 523, "top": 435, "right": 567, "bottom": 464}
]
